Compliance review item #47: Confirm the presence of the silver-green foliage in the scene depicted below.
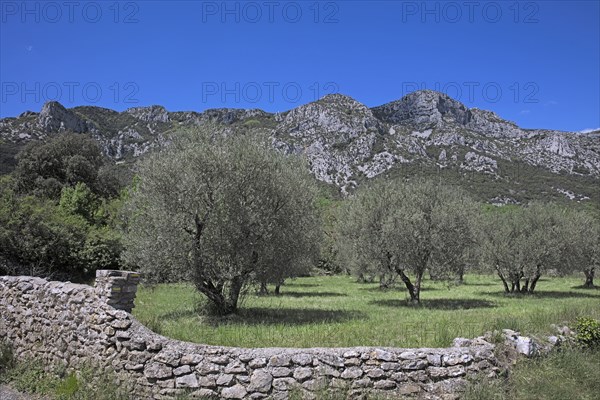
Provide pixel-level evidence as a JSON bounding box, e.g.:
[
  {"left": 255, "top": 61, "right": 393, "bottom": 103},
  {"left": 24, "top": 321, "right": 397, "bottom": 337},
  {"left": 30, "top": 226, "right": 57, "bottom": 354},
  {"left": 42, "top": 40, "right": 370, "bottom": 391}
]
[
  {"left": 479, "top": 203, "right": 574, "bottom": 293},
  {"left": 122, "top": 130, "right": 321, "bottom": 314},
  {"left": 560, "top": 211, "right": 599, "bottom": 288},
  {"left": 336, "top": 179, "right": 477, "bottom": 301}
]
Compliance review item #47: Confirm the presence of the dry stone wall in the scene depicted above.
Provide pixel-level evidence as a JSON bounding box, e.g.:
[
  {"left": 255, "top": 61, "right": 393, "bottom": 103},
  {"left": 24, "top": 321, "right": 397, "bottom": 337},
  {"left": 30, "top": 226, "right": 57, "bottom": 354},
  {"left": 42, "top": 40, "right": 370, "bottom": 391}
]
[{"left": 0, "top": 272, "right": 505, "bottom": 400}]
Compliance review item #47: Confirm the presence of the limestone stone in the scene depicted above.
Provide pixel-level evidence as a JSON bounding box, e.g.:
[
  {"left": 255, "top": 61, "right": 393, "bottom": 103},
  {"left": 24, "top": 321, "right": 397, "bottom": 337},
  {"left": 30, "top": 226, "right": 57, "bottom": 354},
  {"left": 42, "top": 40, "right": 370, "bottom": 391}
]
[
  {"left": 249, "top": 393, "right": 268, "bottom": 400},
  {"left": 428, "top": 367, "right": 448, "bottom": 379},
  {"left": 198, "top": 375, "right": 217, "bottom": 388},
  {"left": 224, "top": 362, "right": 246, "bottom": 374},
  {"left": 373, "top": 380, "right": 396, "bottom": 390},
  {"left": 344, "top": 357, "right": 361, "bottom": 366},
  {"left": 173, "top": 365, "right": 192, "bottom": 376},
  {"left": 176, "top": 373, "right": 199, "bottom": 388},
  {"left": 181, "top": 354, "right": 203, "bottom": 365},
  {"left": 124, "top": 363, "right": 144, "bottom": 371},
  {"left": 197, "top": 362, "right": 220, "bottom": 375},
  {"left": 427, "top": 354, "right": 442, "bottom": 367},
  {"left": 216, "top": 374, "right": 235, "bottom": 386},
  {"left": 144, "top": 362, "right": 173, "bottom": 379},
  {"left": 221, "top": 384, "right": 247, "bottom": 399},
  {"left": 343, "top": 350, "right": 359, "bottom": 358},
  {"left": 154, "top": 349, "right": 181, "bottom": 367},
  {"left": 269, "top": 355, "right": 291, "bottom": 367},
  {"left": 291, "top": 353, "right": 312, "bottom": 366},
  {"left": 248, "top": 369, "right": 273, "bottom": 392},
  {"left": 366, "top": 368, "right": 384, "bottom": 379},
  {"left": 391, "top": 372, "right": 408, "bottom": 382},
  {"left": 293, "top": 367, "right": 313, "bottom": 382},
  {"left": 381, "top": 362, "right": 399, "bottom": 371},
  {"left": 443, "top": 354, "right": 471, "bottom": 366},
  {"left": 407, "top": 370, "right": 428, "bottom": 382},
  {"left": 401, "top": 359, "right": 428, "bottom": 370},
  {"left": 320, "top": 354, "right": 345, "bottom": 367},
  {"left": 515, "top": 336, "right": 536, "bottom": 356},
  {"left": 341, "top": 366, "right": 363, "bottom": 380},
  {"left": 399, "top": 351, "right": 418, "bottom": 360},
  {"left": 249, "top": 358, "right": 267, "bottom": 368},
  {"left": 209, "top": 355, "right": 230, "bottom": 365},
  {"left": 372, "top": 349, "right": 396, "bottom": 362}
]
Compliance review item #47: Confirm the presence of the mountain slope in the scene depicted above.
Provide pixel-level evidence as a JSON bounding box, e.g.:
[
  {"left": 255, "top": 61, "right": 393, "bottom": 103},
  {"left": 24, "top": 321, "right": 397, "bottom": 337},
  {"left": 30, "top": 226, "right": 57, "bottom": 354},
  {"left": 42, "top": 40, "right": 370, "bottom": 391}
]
[{"left": 1, "top": 90, "right": 598, "bottom": 205}]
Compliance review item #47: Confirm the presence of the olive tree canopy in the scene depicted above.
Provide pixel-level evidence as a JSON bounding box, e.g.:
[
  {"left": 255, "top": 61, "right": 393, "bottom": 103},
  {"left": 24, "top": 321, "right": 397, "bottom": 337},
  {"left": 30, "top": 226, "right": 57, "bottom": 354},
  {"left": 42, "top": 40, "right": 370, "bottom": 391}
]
[
  {"left": 123, "top": 131, "right": 321, "bottom": 314},
  {"left": 336, "top": 179, "right": 477, "bottom": 302},
  {"left": 560, "top": 210, "right": 599, "bottom": 288},
  {"left": 479, "top": 203, "right": 570, "bottom": 293}
]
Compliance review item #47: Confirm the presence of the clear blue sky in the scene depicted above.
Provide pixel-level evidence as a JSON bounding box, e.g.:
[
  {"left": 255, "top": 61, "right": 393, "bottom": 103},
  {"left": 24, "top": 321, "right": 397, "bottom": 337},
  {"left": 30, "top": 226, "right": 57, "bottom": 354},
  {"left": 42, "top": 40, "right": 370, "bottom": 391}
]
[{"left": 1, "top": 0, "right": 598, "bottom": 132}]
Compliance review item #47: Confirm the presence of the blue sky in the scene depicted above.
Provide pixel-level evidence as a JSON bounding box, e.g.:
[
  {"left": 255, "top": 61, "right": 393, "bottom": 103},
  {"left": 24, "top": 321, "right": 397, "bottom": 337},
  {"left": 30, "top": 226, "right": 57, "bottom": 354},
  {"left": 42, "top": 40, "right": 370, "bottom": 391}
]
[{"left": 1, "top": 0, "right": 598, "bottom": 132}]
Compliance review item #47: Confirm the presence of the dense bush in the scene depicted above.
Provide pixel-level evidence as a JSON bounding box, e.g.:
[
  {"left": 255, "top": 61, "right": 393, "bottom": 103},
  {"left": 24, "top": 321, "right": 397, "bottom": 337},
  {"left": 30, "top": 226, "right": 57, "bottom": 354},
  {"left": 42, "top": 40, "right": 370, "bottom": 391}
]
[
  {"left": 0, "top": 134, "right": 130, "bottom": 281},
  {"left": 575, "top": 317, "right": 600, "bottom": 349},
  {"left": 0, "top": 175, "right": 124, "bottom": 282},
  {"left": 13, "top": 134, "right": 106, "bottom": 198},
  {"left": 0, "top": 340, "right": 14, "bottom": 375}
]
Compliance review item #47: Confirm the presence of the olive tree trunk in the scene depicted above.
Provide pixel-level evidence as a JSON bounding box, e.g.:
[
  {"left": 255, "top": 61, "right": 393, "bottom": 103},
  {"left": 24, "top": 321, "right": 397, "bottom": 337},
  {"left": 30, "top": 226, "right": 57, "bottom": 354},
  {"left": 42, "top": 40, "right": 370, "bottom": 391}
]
[{"left": 584, "top": 267, "right": 595, "bottom": 288}]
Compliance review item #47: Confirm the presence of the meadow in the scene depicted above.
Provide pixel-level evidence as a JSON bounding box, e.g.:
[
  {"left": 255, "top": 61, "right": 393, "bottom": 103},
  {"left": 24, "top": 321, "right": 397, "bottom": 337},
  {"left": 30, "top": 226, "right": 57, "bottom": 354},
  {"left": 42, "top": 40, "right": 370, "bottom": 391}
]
[{"left": 132, "top": 274, "right": 600, "bottom": 348}]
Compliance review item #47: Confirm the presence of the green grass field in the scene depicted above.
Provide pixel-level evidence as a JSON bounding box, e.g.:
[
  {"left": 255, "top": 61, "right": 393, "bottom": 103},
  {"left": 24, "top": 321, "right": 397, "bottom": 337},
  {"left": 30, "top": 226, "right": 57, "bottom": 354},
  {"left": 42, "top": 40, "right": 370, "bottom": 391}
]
[{"left": 132, "top": 274, "right": 600, "bottom": 348}]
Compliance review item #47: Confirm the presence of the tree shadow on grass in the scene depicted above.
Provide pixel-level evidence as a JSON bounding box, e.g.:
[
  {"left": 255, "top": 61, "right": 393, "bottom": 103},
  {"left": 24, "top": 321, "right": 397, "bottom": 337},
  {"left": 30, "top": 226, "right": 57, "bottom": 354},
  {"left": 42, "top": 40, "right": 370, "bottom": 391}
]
[
  {"left": 276, "top": 291, "right": 347, "bottom": 298},
  {"left": 571, "top": 285, "right": 600, "bottom": 290},
  {"left": 359, "top": 286, "right": 440, "bottom": 293},
  {"left": 370, "top": 298, "right": 496, "bottom": 310},
  {"left": 217, "top": 307, "right": 365, "bottom": 326},
  {"left": 155, "top": 307, "right": 364, "bottom": 326},
  {"left": 461, "top": 281, "right": 496, "bottom": 287},
  {"left": 477, "top": 290, "right": 600, "bottom": 299},
  {"left": 283, "top": 282, "right": 321, "bottom": 288}
]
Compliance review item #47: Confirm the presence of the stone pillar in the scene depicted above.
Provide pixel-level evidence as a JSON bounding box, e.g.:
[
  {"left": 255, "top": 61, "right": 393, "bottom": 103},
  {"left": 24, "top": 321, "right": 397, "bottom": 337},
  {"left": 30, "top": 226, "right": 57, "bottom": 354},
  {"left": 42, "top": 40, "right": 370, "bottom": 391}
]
[{"left": 95, "top": 270, "right": 141, "bottom": 313}]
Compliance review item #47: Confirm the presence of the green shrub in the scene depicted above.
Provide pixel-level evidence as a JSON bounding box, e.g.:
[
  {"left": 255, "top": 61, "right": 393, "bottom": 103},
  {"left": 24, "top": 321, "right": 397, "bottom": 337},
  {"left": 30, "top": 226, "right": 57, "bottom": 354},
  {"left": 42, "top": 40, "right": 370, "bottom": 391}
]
[
  {"left": 575, "top": 317, "right": 600, "bottom": 349},
  {"left": 0, "top": 340, "right": 14, "bottom": 376}
]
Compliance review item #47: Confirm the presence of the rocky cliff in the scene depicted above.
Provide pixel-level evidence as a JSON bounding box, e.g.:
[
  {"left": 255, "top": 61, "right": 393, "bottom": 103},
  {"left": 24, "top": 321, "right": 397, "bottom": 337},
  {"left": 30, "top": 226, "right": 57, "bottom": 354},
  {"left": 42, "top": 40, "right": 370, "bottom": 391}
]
[{"left": 1, "top": 90, "right": 599, "bottom": 204}]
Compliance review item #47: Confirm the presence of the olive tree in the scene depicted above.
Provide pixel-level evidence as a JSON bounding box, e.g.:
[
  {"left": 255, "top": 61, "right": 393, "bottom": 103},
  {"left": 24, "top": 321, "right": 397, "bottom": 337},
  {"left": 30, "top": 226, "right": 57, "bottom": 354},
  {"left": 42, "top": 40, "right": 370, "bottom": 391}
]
[
  {"left": 479, "top": 203, "right": 568, "bottom": 293},
  {"left": 122, "top": 131, "right": 321, "bottom": 315},
  {"left": 561, "top": 211, "right": 599, "bottom": 288},
  {"left": 336, "top": 179, "right": 477, "bottom": 302}
]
